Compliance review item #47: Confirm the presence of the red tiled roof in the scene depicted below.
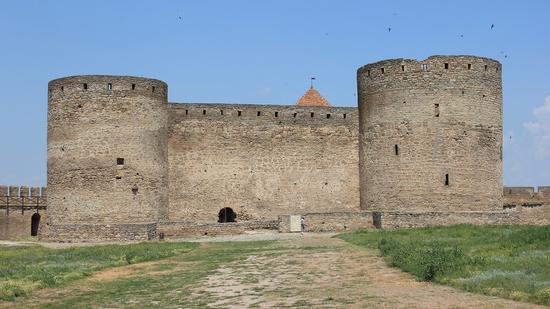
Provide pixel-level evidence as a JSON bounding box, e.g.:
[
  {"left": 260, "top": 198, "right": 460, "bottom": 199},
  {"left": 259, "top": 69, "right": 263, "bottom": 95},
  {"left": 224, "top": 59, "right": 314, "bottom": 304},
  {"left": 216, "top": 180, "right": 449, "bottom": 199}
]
[{"left": 294, "top": 87, "right": 332, "bottom": 107}]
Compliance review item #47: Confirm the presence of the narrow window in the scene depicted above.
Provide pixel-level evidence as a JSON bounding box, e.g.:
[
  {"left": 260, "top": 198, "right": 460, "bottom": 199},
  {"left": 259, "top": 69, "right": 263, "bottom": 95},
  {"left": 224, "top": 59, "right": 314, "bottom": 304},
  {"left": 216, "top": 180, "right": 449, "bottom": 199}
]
[
  {"left": 275, "top": 111, "right": 279, "bottom": 117},
  {"left": 434, "top": 103, "right": 440, "bottom": 117},
  {"left": 152, "top": 86, "right": 155, "bottom": 93},
  {"left": 131, "top": 83, "right": 136, "bottom": 90},
  {"left": 185, "top": 109, "right": 188, "bottom": 115},
  {"left": 461, "top": 90, "right": 465, "bottom": 95},
  {"left": 343, "top": 113, "right": 347, "bottom": 119},
  {"left": 403, "top": 101, "right": 406, "bottom": 104},
  {"left": 115, "top": 176, "right": 122, "bottom": 180},
  {"left": 484, "top": 65, "right": 488, "bottom": 71},
  {"left": 401, "top": 65, "right": 405, "bottom": 71},
  {"left": 367, "top": 70, "right": 371, "bottom": 77},
  {"left": 496, "top": 67, "right": 499, "bottom": 72},
  {"left": 238, "top": 110, "right": 242, "bottom": 116},
  {"left": 421, "top": 64, "right": 428, "bottom": 71},
  {"left": 467, "top": 64, "right": 472, "bottom": 70},
  {"left": 444, "top": 63, "right": 449, "bottom": 69},
  {"left": 394, "top": 144, "right": 399, "bottom": 155},
  {"left": 310, "top": 112, "right": 314, "bottom": 118},
  {"left": 220, "top": 110, "right": 224, "bottom": 115},
  {"left": 83, "top": 83, "right": 88, "bottom": 90},
  {"left": 326, "top": 114, "right": 331, "bottom": 119},
  {"left": 380, "top": 68, "right": 385, "bottom": 74},
  {"left": 445, "top": 174, "right": 449, "bottom": 186},
  {"left": 257, "top": 111, "right": 261, "bottom": 116},
  {"left": 61, "top": 86, "right": 64, "bottom": 92},
  {"left": 117, "top": 158, "right": 124, "bottom": 165},
  {"left": 293, "top": 112, "right": 297, "bottom": 118},
  {"left": 107, "top": 83, "right": 112, "bottom": 90},
  {"left": 202, "top": 110, "right": 206, "bottom": 115}
]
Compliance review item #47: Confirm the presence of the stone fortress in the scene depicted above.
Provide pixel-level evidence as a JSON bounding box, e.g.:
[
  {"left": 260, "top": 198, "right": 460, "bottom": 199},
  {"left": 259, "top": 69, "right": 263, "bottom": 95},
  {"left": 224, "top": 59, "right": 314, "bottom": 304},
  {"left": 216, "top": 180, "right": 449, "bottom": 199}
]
[{"left": 1, "top": 55, "right": 548, "bottom": 241}]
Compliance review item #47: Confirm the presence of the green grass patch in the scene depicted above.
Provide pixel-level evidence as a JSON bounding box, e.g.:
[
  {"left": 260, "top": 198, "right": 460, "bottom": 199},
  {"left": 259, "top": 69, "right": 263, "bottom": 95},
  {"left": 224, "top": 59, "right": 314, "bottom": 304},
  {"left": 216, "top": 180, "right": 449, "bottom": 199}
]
[
  {"left": 337, "top": 224, "right": 550, "bottom": 306},
  {"left": 29, "top": 240, "right": 277, "bottom": 308},
  {"left": 0, "top": 241, "right": 197, "bottom": 301}
]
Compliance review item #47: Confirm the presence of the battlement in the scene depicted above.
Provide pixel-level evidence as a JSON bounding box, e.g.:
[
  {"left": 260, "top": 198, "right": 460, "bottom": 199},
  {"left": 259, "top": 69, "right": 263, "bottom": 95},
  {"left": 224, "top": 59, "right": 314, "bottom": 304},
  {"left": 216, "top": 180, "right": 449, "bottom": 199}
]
[
  {"left": 503, "top": 186, "right": 550, "bottom": 197},
  {"left": 0, "top": 185, "right": 46, "bottom": 197},
  {"left": 169, "top": 103, "right": 357, "bottom": 125},
  {"left": 48, "top": 75, "right": 168, "bottom": 102},
  {"left": 357, "top": 55, "right": 501, "bottom": 79}
]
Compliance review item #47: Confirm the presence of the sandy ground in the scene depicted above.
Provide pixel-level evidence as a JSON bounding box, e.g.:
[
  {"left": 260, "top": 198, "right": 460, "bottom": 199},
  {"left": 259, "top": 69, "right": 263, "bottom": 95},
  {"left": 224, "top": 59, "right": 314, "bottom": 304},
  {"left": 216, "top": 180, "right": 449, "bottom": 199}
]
[{"left": 1, "top": 232, "right": 544, "bottom": 308}]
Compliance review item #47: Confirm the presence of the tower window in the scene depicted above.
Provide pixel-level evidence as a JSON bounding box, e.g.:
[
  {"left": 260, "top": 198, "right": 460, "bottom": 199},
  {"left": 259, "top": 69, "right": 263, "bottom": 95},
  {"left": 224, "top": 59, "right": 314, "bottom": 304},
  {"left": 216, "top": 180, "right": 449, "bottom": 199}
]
[
  {"left": 107, "top": 83, "right": 112, "bottom": 90},
  {"left": 117, "top": 158, "right": 124, "bottom": 165},
  {"left": 367, "top": 70, "right": 371, "bottom": 76},
  {"left": 421, "top": 64, "right": 429, "bottom": 71},
  {"left": 152, "top": 86, "right": 155, "bottom": 93},
  {"left": 310, "top": 112, "right": 314, "bottom": 118},
  {"left": 434, "top": 104, "right": 440, "bottom": 117},
  {"left": 343, "top": 113, "right": 347, "bottom": 119},
  {"left": 275, "top": 111, "right": 279, "bottom": 117},
  {"left": 131, "top": 83, "right": 136, "bottom": 90},
  {"left": 185, "top": 109, "right": 188, "bottom": 115},
  {"left": 467, "top": 64, "right": 472, "bottom": 70},
  {"left": 484, "top": 65, "right": 488, "bottom": 71},
  {"left": 381, "top": 68, "right": 385, "bottom": 74},
  {"left": 394, "top": 145, "right": 399, "bottom": 155},
  {"left": 326, "top": 114, "right": 331, "bottom": 119},
  {"left": 257, "top": 111, "right": 261, "bottom": 116},
  {"left": 238, "top": 110, "right": 242, "bottom": 116},
  {"left": 202, "top": 110, "right": 206, "bottom": 115},
  {"left": 83, "top": 83, "right": 88, "bottom": 90},
  {"left": 444, "top": 63, "right": 449, "bottom": 69},
  {"left": 293, "top": 112, "right": 297, "bottom": 118},
  {"left": 220, "top": 110, "right": 224, "bottom": 115},
  {"left": 401, "top": 65, "right": 405, "bottom": 71},
  {"left": 61, "top": 86, "right": 64, "bottom": 92},
  {"left": 445, "top": 174, "right": 449, "bottom": 186}
]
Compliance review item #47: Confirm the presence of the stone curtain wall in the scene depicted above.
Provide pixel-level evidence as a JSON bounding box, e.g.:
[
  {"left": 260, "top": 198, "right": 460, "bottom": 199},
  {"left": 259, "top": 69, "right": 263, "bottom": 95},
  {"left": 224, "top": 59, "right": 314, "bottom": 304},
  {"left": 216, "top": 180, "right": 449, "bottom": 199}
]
[
  {"left": 45, "top": 76, "right": 168, "bottom": 241},
  {"left": 502, "top": 186, "right": 550, "bottom": 223},
  {"left": 0, "top": 185, "right": 47, "bottom": 239},
  {"left": 358, "top": 56, "right": 503, "bottom": 212},
  {"left": 167, "top": 103, "right": 360, "bottom": 223}
]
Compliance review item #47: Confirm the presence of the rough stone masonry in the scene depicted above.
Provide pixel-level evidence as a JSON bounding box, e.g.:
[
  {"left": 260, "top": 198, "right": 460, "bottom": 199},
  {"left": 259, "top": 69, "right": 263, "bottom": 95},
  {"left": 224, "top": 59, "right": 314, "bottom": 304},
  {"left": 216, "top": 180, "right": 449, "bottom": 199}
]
[{"left": 2, "top": 55, "right": 545, "bottom": 242}]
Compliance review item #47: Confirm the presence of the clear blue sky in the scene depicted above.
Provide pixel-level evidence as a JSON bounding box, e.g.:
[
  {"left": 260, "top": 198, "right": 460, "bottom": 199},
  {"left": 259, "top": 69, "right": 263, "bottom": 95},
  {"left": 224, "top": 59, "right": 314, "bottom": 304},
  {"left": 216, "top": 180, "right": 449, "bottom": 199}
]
[{"left": 0, "top": 0, "right": 549, "bottom": 187}]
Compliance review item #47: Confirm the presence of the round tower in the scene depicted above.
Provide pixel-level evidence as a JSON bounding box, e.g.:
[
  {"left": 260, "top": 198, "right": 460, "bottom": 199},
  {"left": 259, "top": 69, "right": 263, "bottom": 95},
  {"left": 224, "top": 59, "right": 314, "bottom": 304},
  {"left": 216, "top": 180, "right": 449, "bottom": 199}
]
[
  {"left": 44, "top": 75, "right": 168, "bottom": 241},
  {"left": 357, "top": 55, "right": 502, "bottom": 212}
]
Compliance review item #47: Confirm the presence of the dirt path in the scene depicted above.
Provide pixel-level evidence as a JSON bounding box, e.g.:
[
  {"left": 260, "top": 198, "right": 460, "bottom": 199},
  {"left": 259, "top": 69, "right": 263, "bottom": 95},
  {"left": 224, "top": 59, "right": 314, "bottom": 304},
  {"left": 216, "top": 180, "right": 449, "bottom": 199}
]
[
  {"left": 189, "top": 235, "right": 542, "bottom": 308},
  {"left": 2, "top": 233, "right": 543, "bottom": 308}
]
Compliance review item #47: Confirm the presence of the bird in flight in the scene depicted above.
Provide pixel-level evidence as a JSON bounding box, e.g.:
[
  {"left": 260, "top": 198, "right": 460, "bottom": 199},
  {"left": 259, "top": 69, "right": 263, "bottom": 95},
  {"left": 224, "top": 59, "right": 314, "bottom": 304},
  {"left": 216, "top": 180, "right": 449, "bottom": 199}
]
[
  {"left": 388, "top": 27, "right": 392, "bottom": 32},
  {"left": 491, "top": 24, "right": 495, "bottom": 29}
]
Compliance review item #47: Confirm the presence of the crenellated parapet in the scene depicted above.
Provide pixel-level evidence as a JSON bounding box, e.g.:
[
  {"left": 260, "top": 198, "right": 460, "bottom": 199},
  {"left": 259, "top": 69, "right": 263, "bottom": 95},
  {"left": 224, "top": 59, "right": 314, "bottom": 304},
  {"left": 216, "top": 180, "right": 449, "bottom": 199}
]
[
  {"left": 0, "top": 185, "right": 47, "bottom": 216},
  {"left": 0, "top": 185, "right": 46, "bottom": 197},
  {"left": 503, "top": 186, "right": 550, "bottom": 211}
]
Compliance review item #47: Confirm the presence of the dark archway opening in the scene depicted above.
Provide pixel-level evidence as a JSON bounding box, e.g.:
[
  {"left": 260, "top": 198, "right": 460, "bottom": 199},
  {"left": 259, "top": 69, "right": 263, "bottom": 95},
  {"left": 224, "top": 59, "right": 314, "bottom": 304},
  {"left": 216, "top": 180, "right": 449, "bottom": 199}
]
[
  {"left": 218, "top": 207, "right": 236, "bottom": 223},
  {"left": 31, "top": 213, "right": 41, "bottom": 236}
]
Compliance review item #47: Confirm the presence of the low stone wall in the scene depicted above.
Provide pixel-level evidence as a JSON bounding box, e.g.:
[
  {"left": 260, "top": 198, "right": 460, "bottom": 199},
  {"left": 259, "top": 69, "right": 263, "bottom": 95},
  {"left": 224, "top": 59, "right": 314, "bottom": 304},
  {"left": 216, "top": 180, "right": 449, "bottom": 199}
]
[
  {"left": 279, "top": 212, "right": 374, "bottom": 233},
  {"left": 158, "top": 220, "right": 279, "bottom": 237},
  {"left": 39, "top": 223, "right": 157, "bottom": 242},
  {"left": 376, "top": 211, "right": 519, "bottom": 229},
  {"left": 280, "top": 209, "right": 549, "bottom": 233}
]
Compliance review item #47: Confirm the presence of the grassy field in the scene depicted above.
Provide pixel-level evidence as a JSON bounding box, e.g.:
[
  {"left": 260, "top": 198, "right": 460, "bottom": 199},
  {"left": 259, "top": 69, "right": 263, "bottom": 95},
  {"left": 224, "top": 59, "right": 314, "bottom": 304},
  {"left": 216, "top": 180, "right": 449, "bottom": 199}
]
[
  {"left": 337, "top": 224, "right": 550, "bottom": 306},
  {"left": 0, "top": 241, "right": 198, "bottom": 301},
  {"left": 2, "top": 240, "right": 278, "bottom": 308}
]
